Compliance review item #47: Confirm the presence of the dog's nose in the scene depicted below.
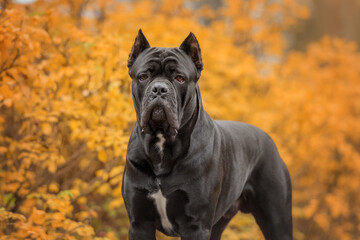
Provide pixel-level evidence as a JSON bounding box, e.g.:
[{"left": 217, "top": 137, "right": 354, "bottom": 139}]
[{"left": 151, "top": 82, "right": 168, "bottom": 95}]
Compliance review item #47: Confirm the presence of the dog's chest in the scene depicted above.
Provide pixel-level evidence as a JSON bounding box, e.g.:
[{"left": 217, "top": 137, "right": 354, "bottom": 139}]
[
  {"left": 147, "top": 134, "right": 173, "bottom": 233},
  {"left": 149, "top": 188, "right": 173, "bottom": 233}
]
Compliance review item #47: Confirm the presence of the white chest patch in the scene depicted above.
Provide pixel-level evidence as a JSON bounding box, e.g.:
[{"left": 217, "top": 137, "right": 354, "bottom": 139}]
[
  {"left": 155, "top": 133, "right": 166, "bottom": 158},
  {"left": 149, "top": 189, "right": 173, "bottom": 232}
]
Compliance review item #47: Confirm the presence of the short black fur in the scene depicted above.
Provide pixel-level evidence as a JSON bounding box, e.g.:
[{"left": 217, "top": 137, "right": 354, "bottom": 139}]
[{"left": 122, "top": 30, "right": 293, "bottom": 240}]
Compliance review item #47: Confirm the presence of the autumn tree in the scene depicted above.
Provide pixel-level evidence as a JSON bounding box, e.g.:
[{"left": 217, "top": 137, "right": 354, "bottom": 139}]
[{"left": 0, "top": 0, "right": 359, "bottom": 240}]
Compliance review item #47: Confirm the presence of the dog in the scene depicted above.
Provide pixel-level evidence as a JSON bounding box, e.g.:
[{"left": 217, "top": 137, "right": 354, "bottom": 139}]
[{"left": 122, "top": 30, "right": 293, "bottom": 240}]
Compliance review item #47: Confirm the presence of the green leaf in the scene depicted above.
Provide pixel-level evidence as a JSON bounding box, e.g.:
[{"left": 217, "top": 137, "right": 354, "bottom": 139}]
[
  {"left": 3, "top": 193, "right": 16, "bottom": 208},
  {"left": 57, "top": 190, "right": 73, "bottom": 199}
]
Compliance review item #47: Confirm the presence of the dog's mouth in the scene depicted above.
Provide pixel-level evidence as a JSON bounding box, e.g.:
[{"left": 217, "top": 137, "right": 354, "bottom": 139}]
[
  {"left": 151, "top": 106, "right": 166, "bottom": 123},
  {"left": 140, "top": 102, "right": 179, "bottom": 136}
]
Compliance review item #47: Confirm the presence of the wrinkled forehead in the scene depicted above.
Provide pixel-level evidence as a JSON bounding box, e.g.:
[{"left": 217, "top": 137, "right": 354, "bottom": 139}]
[{"left": 130, "top": 47, "right": 197, "bottom": 77}]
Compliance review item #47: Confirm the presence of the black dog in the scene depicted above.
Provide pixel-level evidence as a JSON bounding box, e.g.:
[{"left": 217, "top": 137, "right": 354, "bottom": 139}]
[{"left": 122, "top": 30, "right": 293, "bottom": 240}]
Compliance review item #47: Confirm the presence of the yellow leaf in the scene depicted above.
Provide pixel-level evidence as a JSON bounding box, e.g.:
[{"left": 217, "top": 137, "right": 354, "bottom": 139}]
[
  {"left": 48, "top": 161, "right": 57, "bottom": 173},
  {"left": 30, "top": 208, "right": 46, "bottom": 225},
  {"left": 0, "top": 146, "right": 7, "bottom": 153},
  {"left": 70, "top": 188, "right": 80, "bottom": 198},
  {"left": 77, "top": 197, "right": 87, "bottom": 205},
  {"left": 69, "top": 120, "right": 81, "bottom": 131},
  {"left": 109, "top": 166, "right": 123, "bottom": 178},
  {"left": 75, "top": 211, "right": 90, "bottom": 221},
  {"left": 314, "top": 213, "right": 329, "bottom": 231},
  {"left": 0, "top": 84, "right": 13, "bottom": 98},
  {"left": 3, "top": 98, "right": 12, "bottom": 107},
  {"left": 49, "top": 182, "right": 59, "bottom": 193},
  {"left": 42, "top": 123, "right": 52, "bottom": 135},
  {"left": 53, "top": 36, "right": 62, "bottom": 45},
  {"left": 97, "top": 149, "right": 107, "bottom": 163},
  {"left": 101, "top": 172, "right": 109, "bottom": 181},
  {"left": 75, "top": 224, "right": 95, "bottom": 237},
  {"left": 50, "top": 212, "right": 65, "bottom": 228},
  {"left": 108, "top": 198, "right": 123, "bottom": 209},
  {"left": 96, "top": 183, "right": 111, "bottom": 195},
  {"left": 64, "top": 67, "right": 74, "bottom": 77}
]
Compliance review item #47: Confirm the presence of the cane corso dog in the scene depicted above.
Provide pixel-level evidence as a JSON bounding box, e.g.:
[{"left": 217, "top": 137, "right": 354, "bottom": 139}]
[{"left": 122, "top": 30, "right": 293, "bottom": 240}]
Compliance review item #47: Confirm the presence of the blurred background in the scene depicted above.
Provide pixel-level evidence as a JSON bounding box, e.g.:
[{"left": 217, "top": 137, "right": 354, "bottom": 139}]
[{"left": 0, "top": 0, "right": 359, "bottom": 239}]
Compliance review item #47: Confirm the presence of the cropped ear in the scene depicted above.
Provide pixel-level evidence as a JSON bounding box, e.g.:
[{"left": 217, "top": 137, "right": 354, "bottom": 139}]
[
  {"left": 179, "top": 32, "right": 203, "bottom": 72},
  {"left": 128, "top": 29, "right": 151, "bottom": 68}
]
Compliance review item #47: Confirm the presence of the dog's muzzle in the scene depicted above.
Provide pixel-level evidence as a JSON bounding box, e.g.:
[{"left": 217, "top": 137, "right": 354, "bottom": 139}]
[{"left": 140, "top": 80, "right": 179, "bottom": 136}]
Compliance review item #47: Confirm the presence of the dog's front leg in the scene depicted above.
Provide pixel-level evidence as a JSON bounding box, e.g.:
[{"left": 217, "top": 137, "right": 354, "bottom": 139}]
[
  {"left": 181, "top": 229, "right": 211, "bottom": 240},
  {"left": 129, "top": 222, "right": 156, "bottom": 240}
]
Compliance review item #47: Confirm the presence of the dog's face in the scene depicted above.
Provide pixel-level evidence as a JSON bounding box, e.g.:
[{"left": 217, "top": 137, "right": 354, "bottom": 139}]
[{"left": 128, "top": 30, "right": 203, "bottom": 136}]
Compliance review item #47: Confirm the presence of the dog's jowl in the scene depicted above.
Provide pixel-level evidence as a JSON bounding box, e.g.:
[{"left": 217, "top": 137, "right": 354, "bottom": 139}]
[{"left": 122, "top": 29, "right": 293, "bottom": 240}]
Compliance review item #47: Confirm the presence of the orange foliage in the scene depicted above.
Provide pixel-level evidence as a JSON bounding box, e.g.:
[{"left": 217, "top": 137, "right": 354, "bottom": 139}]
[{"left": 0, "top": 0, "right": 359, "bottom": 239}]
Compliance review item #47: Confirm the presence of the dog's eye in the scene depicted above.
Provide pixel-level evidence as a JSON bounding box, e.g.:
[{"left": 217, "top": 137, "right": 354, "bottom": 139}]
[
  {"left": 175, "top": 75, "right": 185, "bottom": 83},
  {"left": 138, "top": 75, "right": 148, "bottom": 81}
]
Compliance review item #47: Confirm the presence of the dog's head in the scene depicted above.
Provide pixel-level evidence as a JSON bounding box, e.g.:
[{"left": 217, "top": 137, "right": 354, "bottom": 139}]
[{"left": 128, "top": 30, "right": 203, "bottom": 137}]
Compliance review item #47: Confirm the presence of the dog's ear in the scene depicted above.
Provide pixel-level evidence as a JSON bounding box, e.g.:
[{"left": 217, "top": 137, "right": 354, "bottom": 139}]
[
  {"left": 128, "top": 29, "right": 151, "bottom": 68},
  {"left": 179, "top": 32, "right": 203, "bottom": 72}
]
